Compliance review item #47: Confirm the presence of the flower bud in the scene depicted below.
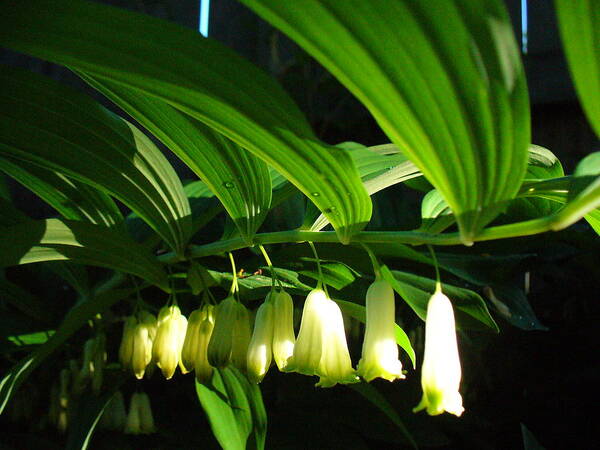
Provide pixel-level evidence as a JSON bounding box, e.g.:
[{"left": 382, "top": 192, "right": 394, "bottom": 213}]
[
  {"left": 124, "top": 393, "right": 141, "bottom": 434},
  {"left": 99, "top": 390, "right": 127, "bottom": 430},
  {"left": 136, "top": 392, "right": 156, "bottom": 434},
  {"left": 131, "top": 313, "right": 157, "bottom": 379},
  {"left": 195, "top": 314, "right": 216, "bottom": 384},
  {"left": 285, "top": 289, "right": 328, "bottom": 375},
  {"left": 207, "top": 296, "right": 237, "bottom": 367},
  {"left": 118, "top": 316, "right": 137, "bottom": 371},
  {"left": 231, "top": 302, "right": 252, "bottom": 372},
  {"left": 413, "top": 290, "right": 464, "bottom": 417},
  {"left": 152, "top": 305, "right": 188, "bottom": 379},
  {"left": 272, "top": 290, "right": 295, "bottom": 370},
  {"left": 357, "top": 280, "right": 404, "bottom": 382},
  {"left": 247, "top": 299, "right": 274, "bottom": 383},
  {"left": 315, "top": 298, "right": 358, "bottom": 387}
]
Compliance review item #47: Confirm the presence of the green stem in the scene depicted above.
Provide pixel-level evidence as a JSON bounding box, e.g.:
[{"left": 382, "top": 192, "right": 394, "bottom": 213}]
[
  {"left": 158, "top": 216, "right": 556, "bottom": 264},
  {"left": 360, "top": 243, "right": 381, "bottom": 278},
  {"left": 228, "top": 252, "right": 238, "bottom": 296},
  {"left": 426, "top": 244, "right": 441, "bottom": 285},
  {"left": 308, "top": 241, "right": 329, "bottom": 297},
  {"left": 258, "top": 244, "right": 282, "bottom": 289}
]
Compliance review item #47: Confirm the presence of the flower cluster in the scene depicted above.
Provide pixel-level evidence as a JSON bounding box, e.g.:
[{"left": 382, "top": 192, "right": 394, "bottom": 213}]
[{"left": 117, "top": 280, "right": 464, "bottom": 416}]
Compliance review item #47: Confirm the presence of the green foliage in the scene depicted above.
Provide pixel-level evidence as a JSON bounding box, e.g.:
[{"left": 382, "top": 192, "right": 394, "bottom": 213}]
[{"left": 0, "top": 0, "right": 598, "bottom": 448}]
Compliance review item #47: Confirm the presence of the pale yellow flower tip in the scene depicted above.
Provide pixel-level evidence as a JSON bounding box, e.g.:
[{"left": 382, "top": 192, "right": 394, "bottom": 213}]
[
  {"left": 315, "top": 298, "right": 359, "bottom": 388},
  {"left": 208, "top": 296, "right": 237, "bottom": 368},
  {"left": 285, "top": 288, "right": 328, "bottom": 375},
  {"left": 152, "top": 305, "right": 188, "bottom": 380},
  {"left": 413, "top": 290, "right": 464, "bottom": 417},
  {"left": 246, "top": 299, "right": 274, "bottom": 383},
  {"left": 357, "top": 280, "right": 404, "bottom": 382},
  {"left": 272, "top": 290, "right": 296, "bottom": 371}
]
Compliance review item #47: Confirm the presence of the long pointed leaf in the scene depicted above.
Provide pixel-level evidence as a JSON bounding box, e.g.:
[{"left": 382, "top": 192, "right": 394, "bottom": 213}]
[
  {"left": 556, "top": 0, "right": 600, "bottom": 137},
  {"left": 78, "top": 74, "right": 271, "bottom": 242},
  {"left": 0, "top": 0, "right": 371, "bottom": 243},
  {"left": 0, "top": 219, "right": 168, "bottom": 289},
  {"left": 241, "top": 0, "right": 530, "bottom": 243},
  {"left": 0, "top": 156, "right": 123, "bottom": 228},
  {"left": 0, "top": 66, "right": 191, "bottom": 254}
]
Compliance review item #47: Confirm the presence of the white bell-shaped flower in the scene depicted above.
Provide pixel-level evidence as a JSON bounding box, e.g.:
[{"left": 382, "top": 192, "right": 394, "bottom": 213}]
[
  {"left": 357, "top": 280, "right": 404, "bottom": 382},
  {"left": 285, "top": 288, "right": 328, "bottom": 375},
  {"left": 413, "top": 289, "right": 464, "bottom": 417},
  {"left": 246, "top": 298, "right": 274, "bottom": 383},
  {"left": 315, "top": 297, "right": 358, "bottom": 387}
]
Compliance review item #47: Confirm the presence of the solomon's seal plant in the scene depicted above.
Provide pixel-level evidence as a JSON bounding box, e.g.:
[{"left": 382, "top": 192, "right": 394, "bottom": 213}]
[{"left": 0, "top": 0, "right": 598, "bottom": 448}]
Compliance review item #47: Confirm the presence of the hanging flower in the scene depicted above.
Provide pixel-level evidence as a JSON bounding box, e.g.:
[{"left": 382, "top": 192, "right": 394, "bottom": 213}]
[
  {"left": 284, "top": 288, "right": 328, "bottom": 375},
  {"left": 272, "top": 290, "right": 295, "bottom": 371},
  {"left": 246, "top": 297, "right": 274, "bottom": 383},
  {"left": 118, "top": 316, "right": 137, "bottom": 372},
  {"left": 357, "top": 280, "right": 404, "bottom": 382},
  {"left": 131, "top": 312, "right": 157, "bottom": 379},
  {"left": 413, "top": 289, "right": 464, "bottom": 417},
  {"left": 125, "top": 392, "right": 155, "bottom": 434},
  {"left": 315, "top": 297, "right": 359, "bottom": 387},
  {"left": 152, "top": 305, "right": 188, "bottom": 380},
  {"left": 181, "top": 304, "right": 215, "bottom": 383},
  {"left": 231, "top": 302, "right": 252, "bottom": 372},
  {"left": 207, "top": 296, "right": 238, "bottom": 367},
  {"left": 195, "top": 313, "right": 216, "bottom": 383},
  {"left": 286, "top": 288, "right": 357, "bottom": 387}
]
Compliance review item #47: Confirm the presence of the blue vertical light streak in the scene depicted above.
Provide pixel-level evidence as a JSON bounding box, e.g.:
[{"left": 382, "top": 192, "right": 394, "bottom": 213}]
[
  {"left": 521, "top": 0, "right": 528, "bottom": 54},
  {"left": 199, "top": 0, "right": 210, "bottom": 37}
]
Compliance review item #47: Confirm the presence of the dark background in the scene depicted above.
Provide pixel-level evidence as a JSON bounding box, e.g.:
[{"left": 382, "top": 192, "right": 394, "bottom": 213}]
[{"left": 1, "top": 1, "right": 599, "bottom": 449}]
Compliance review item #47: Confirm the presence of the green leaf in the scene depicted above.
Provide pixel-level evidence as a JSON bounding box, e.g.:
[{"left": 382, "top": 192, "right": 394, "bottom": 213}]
[
  {"left": 419, "top": 189, "right": 455, "bottom": 234},
  {"left": 229, "top": 367, "right": 268, "bottom": 450},
  {"left": 0, "top": 274, "right": 48, "bottom": 323},
  {"left": 65, "top": 380, "right": 124, "bottom": 450},
  {"left": 7, "top": 331, "right": 54, "bottom": 346},
  {"left": 0, "top": 0, "right": 370, "bottom": 243},
  {"left": 78, "top": 74, "right": 271, "bottom": 242},
  {"left": 0, "top": 156, "right": 123, "bottom": 228},
  {"left": 349, "top": 383, "right": 417, "bottom": 450},
  {"left": 483, "top": 285, "right": 547, "bottom": 331},
  {"left": 0, "top": 219, "right": 168, "bottom": 290},
  {"left": 334, "top": 298, "right": 415, "bottom": 368},
  {"left": 525, "top": 145, "right": 564, "bottom": 180},
  {"left": 241, "top": 0, "right": 530, "bottom": 244},
  {"left": 310, "top": 143, "right": 421, "bottom": 231},
  {"left": 0, "top": 66, "right": 191, "bottom": 254},
  {"left": 0, "top": 276, "right": 133, "bottom": 415},
  {"left": 556, "top": 0, "right": 600, "bottom": 137},
  {"left": 521, "top": 153, "right": 600, "bottom": 232},
  {"left": 380, "top": 265, "right": 499, "bottom": 332},
  {"left": 196, "top": 368, "right": 255, "bottom": 450}
]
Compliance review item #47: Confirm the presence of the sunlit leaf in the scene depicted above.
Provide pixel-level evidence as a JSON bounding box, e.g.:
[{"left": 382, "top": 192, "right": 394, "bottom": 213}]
[
  {"left": 0, "top": 66, "right": 191, "bottom": 254},
  {"left": 0, "top": 0, "right": 370, "bottom": 243},
  {"left": 241, "top": 0, "right": 530, "bottom": 243},
  {"left": 78, "top": 74, "right": 271, "bottom": 242},
  {"left": 0, "top": 157, "right": 123, "bottom": 228},
  {"left": 556, "top": 0, "right": 600, "bottom": 137},
  {"left": 0, "top": 219, "right": 168, "bottom": 289},
  {"left": 380, "top": 265, "right": 498, "bottom": 332}
]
